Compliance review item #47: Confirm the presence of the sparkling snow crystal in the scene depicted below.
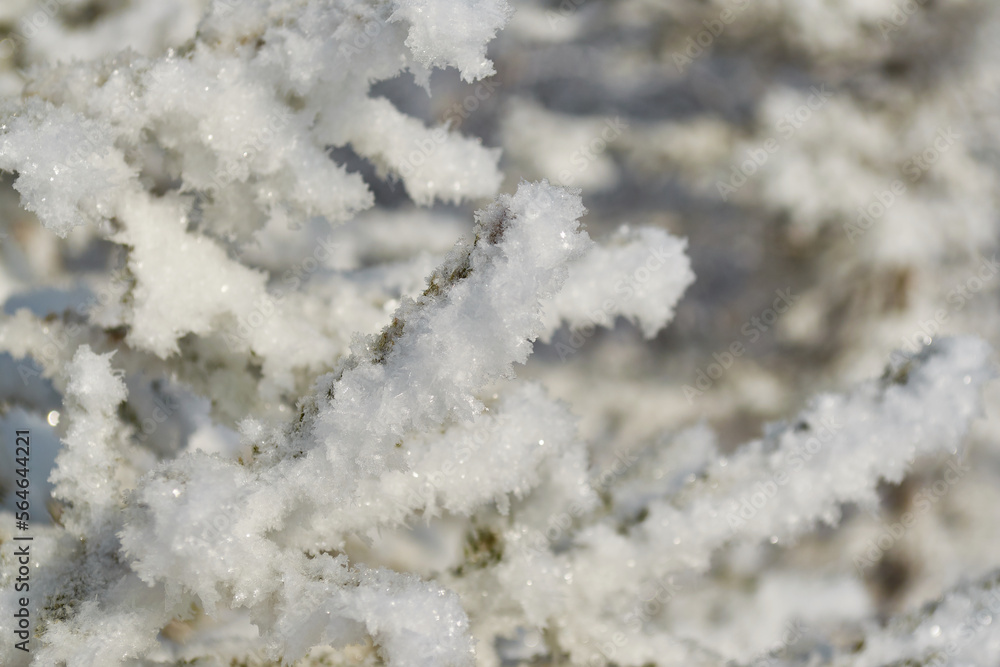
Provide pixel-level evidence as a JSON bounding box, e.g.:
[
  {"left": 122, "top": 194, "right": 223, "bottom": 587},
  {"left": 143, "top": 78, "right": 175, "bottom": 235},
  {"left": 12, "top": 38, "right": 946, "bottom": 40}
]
[{"left": 1, "top": 1, "right": 1000, "bottom": 666}]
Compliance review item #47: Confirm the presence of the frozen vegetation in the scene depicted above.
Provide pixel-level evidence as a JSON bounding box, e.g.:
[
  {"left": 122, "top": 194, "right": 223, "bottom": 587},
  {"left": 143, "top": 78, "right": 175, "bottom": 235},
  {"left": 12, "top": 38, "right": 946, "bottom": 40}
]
[{"left": 0, "top": 0, "right": 999, "bottom": 666}]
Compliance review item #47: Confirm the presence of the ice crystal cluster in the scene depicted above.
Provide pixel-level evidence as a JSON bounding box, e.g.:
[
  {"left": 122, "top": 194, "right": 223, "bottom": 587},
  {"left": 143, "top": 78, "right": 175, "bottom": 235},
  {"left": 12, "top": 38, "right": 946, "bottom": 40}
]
[{"left": 1, "top": 0, "right": 1000, "bottom": 666}]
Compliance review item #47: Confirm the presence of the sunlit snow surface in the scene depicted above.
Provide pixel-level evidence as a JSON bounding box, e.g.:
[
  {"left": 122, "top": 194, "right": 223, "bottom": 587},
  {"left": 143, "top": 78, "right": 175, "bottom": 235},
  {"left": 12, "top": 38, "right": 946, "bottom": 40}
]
[{"left": 1, "top": 1, "right": 1000, "bottom": 666}]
